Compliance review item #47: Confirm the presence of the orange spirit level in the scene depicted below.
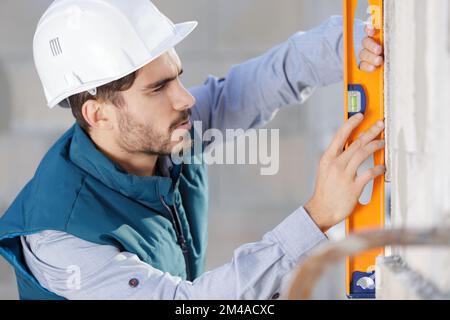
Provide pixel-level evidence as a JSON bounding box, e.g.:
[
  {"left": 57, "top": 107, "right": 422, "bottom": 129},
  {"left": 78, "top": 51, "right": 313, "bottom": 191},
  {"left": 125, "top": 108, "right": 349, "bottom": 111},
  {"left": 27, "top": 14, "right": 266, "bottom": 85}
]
[{"left": 344, "top": 0, "right": 385, "bottom": 299}]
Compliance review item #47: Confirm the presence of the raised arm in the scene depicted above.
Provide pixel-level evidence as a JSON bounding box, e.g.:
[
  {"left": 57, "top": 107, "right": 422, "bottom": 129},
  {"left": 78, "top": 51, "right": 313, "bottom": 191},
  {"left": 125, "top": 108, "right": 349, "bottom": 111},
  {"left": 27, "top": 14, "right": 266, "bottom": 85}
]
[
  {"left": 22, "top": 207, "right": 326, "bottom": 300},
  {"left": 189, "top": 16, "right": 366, "bottom": 134}
]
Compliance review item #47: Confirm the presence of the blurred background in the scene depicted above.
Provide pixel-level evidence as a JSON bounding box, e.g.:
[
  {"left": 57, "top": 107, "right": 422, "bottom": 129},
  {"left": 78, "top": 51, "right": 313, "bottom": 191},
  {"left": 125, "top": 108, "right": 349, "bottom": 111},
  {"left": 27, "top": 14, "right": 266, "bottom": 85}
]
[{"left": 0, "top": 0, "right": 355, "bottom": 299}]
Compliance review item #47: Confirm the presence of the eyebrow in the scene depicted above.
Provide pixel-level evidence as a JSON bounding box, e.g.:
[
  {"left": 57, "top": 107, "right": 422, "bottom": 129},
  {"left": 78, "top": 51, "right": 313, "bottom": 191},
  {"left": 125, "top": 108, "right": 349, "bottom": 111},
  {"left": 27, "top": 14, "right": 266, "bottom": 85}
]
[{"left": 142, "top": 68, "right": 184, "bottom": 91}]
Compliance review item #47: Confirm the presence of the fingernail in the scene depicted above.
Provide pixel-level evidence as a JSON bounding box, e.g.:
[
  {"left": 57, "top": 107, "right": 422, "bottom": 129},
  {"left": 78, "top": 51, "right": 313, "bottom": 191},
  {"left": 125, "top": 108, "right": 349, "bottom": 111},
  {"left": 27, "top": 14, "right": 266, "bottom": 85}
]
[
  {"left": 355, "top": 113, "right": 364, "bottom": 120},
  {"left": 377, "top": 120, "right": 385, "bottom": 128},
  {"left": 376, "top": 57, "right": 383, "bottom": 65}
]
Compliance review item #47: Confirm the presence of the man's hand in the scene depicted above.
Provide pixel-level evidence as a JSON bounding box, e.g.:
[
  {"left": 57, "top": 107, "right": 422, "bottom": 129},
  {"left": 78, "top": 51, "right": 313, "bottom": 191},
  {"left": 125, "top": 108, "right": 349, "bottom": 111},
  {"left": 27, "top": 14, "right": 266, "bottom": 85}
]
[
  {"left": 305, "top": 114, "right": 385, "bottom": 233},
  {"left": 359, "top": 26, "right": 384, "bottom": 72}
]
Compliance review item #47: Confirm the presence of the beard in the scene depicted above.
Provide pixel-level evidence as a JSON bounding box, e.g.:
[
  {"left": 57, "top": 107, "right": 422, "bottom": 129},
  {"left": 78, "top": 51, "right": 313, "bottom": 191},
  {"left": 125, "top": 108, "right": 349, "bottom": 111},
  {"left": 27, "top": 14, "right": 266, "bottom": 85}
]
[{"left": 117, "top": 109, "right": 191, "bottom": 156}]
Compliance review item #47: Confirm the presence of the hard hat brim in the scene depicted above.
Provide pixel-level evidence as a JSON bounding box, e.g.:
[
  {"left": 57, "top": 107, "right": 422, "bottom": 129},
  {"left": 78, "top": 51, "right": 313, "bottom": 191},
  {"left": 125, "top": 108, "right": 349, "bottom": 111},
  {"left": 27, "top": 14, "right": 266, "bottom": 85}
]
[{"left": 54, "top": 21, "right": 198, "bottom": 109}]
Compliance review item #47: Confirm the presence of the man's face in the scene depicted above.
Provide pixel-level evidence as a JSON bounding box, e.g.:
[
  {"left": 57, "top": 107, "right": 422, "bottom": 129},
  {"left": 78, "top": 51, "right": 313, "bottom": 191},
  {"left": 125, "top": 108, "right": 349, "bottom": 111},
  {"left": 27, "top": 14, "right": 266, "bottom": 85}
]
[{"left": 113, "top": 49, "right": 195, "bottom": 156}]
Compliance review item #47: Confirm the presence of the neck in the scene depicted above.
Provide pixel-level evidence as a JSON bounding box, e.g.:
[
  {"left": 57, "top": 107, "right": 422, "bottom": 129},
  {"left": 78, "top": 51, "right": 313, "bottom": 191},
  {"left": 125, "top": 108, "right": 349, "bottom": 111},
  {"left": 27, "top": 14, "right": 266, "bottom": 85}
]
[{"left": 90, "top": 131, "right": 158, "bottom": 177}]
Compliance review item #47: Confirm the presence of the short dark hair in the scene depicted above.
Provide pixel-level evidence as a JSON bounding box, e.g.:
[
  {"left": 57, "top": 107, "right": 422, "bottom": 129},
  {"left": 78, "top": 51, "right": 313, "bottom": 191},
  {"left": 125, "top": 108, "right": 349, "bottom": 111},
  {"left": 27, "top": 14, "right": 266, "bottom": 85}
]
[{"left": 68, "top": 71, "right": 138, "bottom": 131}]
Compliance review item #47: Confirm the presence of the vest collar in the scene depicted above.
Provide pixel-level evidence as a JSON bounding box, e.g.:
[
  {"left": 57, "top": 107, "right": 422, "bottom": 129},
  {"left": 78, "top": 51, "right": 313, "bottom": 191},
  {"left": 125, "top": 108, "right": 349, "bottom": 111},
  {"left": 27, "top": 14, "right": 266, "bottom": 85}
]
[{"left": 68, "top": 124, "right": 181, "bottom": 206}]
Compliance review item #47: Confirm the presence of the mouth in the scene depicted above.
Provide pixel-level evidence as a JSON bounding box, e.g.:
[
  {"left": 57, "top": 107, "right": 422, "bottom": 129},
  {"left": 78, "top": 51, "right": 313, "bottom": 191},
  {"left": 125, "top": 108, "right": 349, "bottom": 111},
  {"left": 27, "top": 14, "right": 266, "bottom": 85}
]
[{"left": 174, "top": 118, "right": 192, "bottom": 130}]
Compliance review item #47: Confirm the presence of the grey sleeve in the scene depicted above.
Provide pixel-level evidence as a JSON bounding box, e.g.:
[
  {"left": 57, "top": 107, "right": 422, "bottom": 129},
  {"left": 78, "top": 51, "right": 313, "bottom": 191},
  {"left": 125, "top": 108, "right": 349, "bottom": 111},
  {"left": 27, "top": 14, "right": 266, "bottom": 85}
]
[
  {"left": 21, "top": 207, "right": 327, "bottom": 300},
  {"left": 189, "top": 16, "right": 366, "bottom": 134}
]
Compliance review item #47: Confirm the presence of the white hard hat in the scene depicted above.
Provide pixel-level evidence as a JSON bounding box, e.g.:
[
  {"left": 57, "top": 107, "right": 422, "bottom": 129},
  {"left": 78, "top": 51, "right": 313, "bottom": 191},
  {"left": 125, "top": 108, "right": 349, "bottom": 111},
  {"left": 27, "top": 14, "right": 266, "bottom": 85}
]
[{"left": 33, "top": 0, "right": 197, "bottom": 109}]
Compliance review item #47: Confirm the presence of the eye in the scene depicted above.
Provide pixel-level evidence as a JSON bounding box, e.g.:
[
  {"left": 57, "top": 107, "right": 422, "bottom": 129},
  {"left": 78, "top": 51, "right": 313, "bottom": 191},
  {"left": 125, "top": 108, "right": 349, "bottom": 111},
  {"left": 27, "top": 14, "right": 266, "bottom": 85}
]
[{"left": 154, "top": 83, "right": 167, "bottom": 92}]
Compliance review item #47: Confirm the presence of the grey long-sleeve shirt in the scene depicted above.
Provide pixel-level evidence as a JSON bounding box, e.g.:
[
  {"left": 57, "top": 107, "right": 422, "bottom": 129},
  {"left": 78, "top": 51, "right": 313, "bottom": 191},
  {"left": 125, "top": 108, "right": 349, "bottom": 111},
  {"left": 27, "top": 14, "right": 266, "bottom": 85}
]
[{"left": 21, "top": 16, "right": 365, "bottom": 300}]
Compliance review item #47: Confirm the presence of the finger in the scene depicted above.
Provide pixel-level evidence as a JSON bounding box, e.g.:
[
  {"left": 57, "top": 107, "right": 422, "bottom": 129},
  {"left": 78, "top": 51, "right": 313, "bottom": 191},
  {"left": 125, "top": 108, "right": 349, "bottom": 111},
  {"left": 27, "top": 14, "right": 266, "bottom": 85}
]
[
  {"left": 362, "top": 37, "right": 383, "bottom": 55},
  {"left": 346, "top": 140, "right": 385, "bottom": 175},
  {"left": 355, "top": 165, "right": 386, "bottom": 191},
  {"left": 365, "top": 25, "right": 376, "bottom": 37},
  {"left": 338, "top": 120, "right": 385, "bottom": 165},
  {"left": 324, "top": 114, "right": 364, "bottom": 159},
  {"left": 359, "top": 61, "right": 376, "bottom": 73},
  {"left": 360, "top": 48, "right": 384, "bottom": 67}
]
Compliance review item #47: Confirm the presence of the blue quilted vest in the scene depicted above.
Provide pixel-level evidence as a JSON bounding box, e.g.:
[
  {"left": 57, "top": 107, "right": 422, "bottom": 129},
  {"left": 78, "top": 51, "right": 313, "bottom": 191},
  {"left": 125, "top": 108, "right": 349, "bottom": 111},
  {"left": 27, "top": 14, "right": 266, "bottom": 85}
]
[{"left": 0, "top": 124, "right": 209, "bottom": 300}]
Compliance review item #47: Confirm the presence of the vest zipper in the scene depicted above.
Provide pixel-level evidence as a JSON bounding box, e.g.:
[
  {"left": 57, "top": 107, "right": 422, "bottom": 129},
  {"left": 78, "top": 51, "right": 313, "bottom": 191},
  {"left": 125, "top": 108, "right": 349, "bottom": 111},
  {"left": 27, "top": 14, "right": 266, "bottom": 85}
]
[{"left": 160, "top": 196, "right": 191, "bottom": 280}]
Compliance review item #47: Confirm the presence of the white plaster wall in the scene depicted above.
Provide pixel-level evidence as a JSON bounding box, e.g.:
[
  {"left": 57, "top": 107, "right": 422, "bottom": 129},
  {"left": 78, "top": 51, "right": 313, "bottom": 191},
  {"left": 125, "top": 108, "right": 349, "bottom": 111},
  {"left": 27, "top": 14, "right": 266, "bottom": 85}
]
[{"left": 379, "top": 0, "right": 450, "bottom": 299}]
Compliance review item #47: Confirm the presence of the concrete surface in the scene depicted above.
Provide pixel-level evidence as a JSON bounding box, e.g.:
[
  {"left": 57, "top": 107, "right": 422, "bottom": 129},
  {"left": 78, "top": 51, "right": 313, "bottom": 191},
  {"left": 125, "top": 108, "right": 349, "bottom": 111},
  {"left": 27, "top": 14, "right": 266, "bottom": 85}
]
[
  {"left": 378, "top": 0, "right": 450, "bottom": 299},
  {"left": 377, "top": 256, "right": 450, "bottom": 300}
]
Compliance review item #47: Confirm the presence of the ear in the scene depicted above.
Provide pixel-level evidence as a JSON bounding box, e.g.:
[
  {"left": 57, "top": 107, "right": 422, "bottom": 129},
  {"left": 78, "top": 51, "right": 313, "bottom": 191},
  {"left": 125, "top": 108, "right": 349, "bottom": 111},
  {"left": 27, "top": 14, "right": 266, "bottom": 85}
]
[{"left": 81, "top": 100, "right": 115, "bottom": 131}]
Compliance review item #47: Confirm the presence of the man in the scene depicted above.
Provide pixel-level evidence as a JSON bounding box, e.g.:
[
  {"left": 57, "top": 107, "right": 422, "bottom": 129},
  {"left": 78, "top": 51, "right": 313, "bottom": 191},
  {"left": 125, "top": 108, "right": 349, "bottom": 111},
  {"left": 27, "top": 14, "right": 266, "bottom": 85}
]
[{"left": 0, "top": 0, "right": 384, "bottom": 300}]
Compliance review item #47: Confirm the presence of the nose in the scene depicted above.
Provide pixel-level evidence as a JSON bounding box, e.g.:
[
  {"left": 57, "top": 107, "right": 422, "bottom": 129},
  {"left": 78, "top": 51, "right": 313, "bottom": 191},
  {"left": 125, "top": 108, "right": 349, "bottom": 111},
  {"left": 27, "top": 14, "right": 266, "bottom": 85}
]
[{"left": 172, "top": 80, "right": 196, "bottom": 112}]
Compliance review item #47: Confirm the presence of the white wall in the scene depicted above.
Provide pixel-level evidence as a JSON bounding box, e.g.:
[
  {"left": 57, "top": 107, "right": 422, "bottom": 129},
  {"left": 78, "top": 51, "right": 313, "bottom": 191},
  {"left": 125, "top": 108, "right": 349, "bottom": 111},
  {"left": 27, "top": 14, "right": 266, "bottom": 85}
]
[{"left": 378, "top": 0, "right": 450, "bottom": 299}]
